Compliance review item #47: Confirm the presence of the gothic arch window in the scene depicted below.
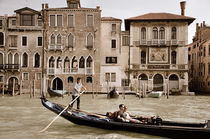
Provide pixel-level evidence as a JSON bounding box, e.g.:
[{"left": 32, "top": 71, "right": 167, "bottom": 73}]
[
  {"left": 57, "top": 34, "right": 62, "bottom": 44},
  {"left": 14, "top": 53, "right": 19, "bottom": 64},
  {"left": 86, "top": 56, "right": 93, "bottom": 67},
  {"left": 159, "top": 27, "right": 165, "bottom": 39},
  {"left": 68, "top": 33, "right": 74, "bottom": 47},
  {"left": 34, "top": 53, "right": 40, "bottom": 68},
  {"left": 50, "top": 34, "right": 55, "bottom": 45},
  {"left": 49, "top": 56, "right": 55, "bottom": 68},
  {"left": 8, "top": 53, "right": 12, "bottom": 64},
  {"left": 56, "top": 56, "right": 62, "bottom": 68},
  {"left": 171, "top": 27, "right": 177, "bottom": 39},
  {"left": 71, "top": 56, "right": 78, "bottom": 68},
  {"left": 141, "top": 51, "right": 146, "bottom": 64},
  {"left": 64, "top": 57, "right": 70, "bottom": 69},
  {"left": 79, "top": 56, "right": 85, "bottom": 68},
  {"left": 152, "top": 27, "right": 158, "bottom": 39},
  {"left": 171, "top": 51, "right": 177, "bottom": 64},
  {"left": 87, "top": 33, "right": 93, "bottom": 47},
  {"left": 141, "top": 27, "right": 146, "bottom": 40},
  {"left": 22, "top": 53, "right": 28, "bottom": 67}
]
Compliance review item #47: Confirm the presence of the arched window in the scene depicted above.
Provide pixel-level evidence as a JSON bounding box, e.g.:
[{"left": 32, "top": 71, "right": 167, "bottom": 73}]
[
  {"left": 0, "top": 32, "right": 4, "bottom": 45},
  {"left": 68, "top": 76, "right": 74, "bottom": 83},
  {"left": 14, "top": 53, "right": 19, "bottom": 69},
  {"left": 56, "top": 56, "right": 62, "bottom": 68},
  {"left": 34, "top": 53, "right": 40, "bottom": 68},
  {"left": 159, "top": 27, "right": 165, "bottom": 39},
  {"left": 87, "top": 33, "right": 93, "bottom": 47},
  {"left": 57, "top": 34, "right": 62, "bottom": 44},
  {"left": 22, "top": 53, "right": 28, "bottom": 67},
  {"left": 64, "top": 57, "right": 70, "bottom": 71},
  {"left": 49, "top": 56, "right": 55, "bottom": 68},
  {"left": 71, "top": 56, "right": 78, "bottom": 68},
  {"left": 141, "top": 51, "right": 146, "bottom": 64},
  {"left": 152, "top": 27, "right": 158, "bottom": 39},
  {"left": 86, "top": 76, "right": 92, "bottom": 83},
  {"left": 86, "top": 56, "right": 93, "bottom": 67},
  {"left": 171, "top": 51, "right": 176, "bottom": 64},
  {"left": 171, "top": 27, "right": 177, "bottom": 39},
  {"left": 8, "top": 53, "right": 12, "bottom": 64},
  {"left": 68, "top": 33, "right": 74, "bottom": 47},
  {"left": 79, "top": 56, "right": 85, "bottom": 68},
  {"left": 0, "top": 53, "right": 3, "bottom": 65},
  {"left": 50, "top": 34, "right": 55, "bottom": 45},
  {"left": 141, "top": 27, "right": 146, "bottom": 40}
]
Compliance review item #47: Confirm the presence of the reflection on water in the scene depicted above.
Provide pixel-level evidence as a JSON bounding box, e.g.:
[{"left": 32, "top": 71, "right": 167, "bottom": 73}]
[{"left": 0, "top": 94, "right": 210, "bottom": 139}]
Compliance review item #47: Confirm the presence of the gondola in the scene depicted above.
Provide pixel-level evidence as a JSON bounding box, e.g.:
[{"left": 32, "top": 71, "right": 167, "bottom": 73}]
[
  {"left": 47, "top": 88, "right": 67, "bottom": 97},
  {"left": 107, "top": 88, "right": 119, "bottom": 99},
  {"left": 41, "top": 97, "right": 210, "bottom": 139}
]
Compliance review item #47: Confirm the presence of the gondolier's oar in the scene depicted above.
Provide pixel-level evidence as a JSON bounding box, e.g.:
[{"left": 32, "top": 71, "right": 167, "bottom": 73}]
[{"left": 40, "top": 90, "right": 85, "bottom": 133}]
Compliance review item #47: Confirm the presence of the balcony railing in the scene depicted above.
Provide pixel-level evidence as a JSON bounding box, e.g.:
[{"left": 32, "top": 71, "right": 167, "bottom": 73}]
[
  {"left": 86, "top": 45, "right": 93, "bottom": 50},
  {"left": 48, "top": 68, "right": 55, "bottom": 75},
  {"left": 63, "top": 68, "right": 70, "bottom": 73},
  {"left": 131, "top": 64, "right": 188, "bottom": 70},
  {"left": 171, "top": 40, "right": 177, "bottom": 45},
  {"left": 9, "top": 44, "right": 18, "bottom": 49},
  {"left": 86, "top": 67, "right": 93, "bottom": 74},
  {"left": 48, "top": 45, "right": 63, "bottom": 50},
  {"left": 4, "top": 64, "right": 19, "bottom": 70},
  {"left": 159, "top": 39, "right": 166, "bottom": 45},
  {"left": 152, "top": 39, "right": 158, "bottom": 45},
  {"left": 71, "top": 68, "right": 78, "bottom": 73},
  {"left": 140, "top": 40, "right": 147, "bottom": 45}
]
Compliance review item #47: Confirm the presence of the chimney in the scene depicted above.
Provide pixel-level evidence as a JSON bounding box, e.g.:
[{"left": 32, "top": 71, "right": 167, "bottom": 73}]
[
  {"left": 96, "top": 6, "right": 100, "bottom": 10},
  {"left": 45, "top": 3, "right": 49, "bottom": 9},
  {"left": 203, "top": 21, "right": 206, "bottom": 27},
  {"left": 42, "top": 4, "right": 45, "bottom": 10},
  {"left": 180, "top": 1, "right": 186, "bottom": 16}
]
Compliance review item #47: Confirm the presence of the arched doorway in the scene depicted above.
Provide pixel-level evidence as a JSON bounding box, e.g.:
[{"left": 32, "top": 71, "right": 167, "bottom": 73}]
[
  {"left": 52, "top": 77, "right": 63, "bottom": 90},
  {"left": 138, "top": 74, "right": 148, "bottom": 91},
  {"left": 8, "top": 77, "right": 19, "bottom": 93},
  {"left": 153, "top": 74, "right": 163, "bottom": 91},
  {"left": 169, "top": 74, "right": 179, "bottom": 90}
]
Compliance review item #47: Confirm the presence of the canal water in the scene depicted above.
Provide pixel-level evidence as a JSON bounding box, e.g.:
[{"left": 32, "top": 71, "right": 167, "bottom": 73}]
[{"left": 1, "top": 94, "right": 210, "bottom": 139}]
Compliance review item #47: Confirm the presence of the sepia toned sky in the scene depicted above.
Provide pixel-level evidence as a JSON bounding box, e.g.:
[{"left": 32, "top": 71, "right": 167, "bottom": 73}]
[{"left": 0, "top": 0, "right": 210, "bottom": 43}]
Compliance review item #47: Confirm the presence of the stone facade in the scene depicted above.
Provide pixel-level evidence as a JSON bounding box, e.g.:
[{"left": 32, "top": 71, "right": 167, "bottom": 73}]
[{"left": 188, "top": 22, "right": 210, "bottom": 93}]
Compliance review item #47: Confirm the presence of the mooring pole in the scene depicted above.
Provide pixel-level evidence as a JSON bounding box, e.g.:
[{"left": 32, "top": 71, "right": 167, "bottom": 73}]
[{"left": 12, "top": 78, "right": 15, "bottom": 96}]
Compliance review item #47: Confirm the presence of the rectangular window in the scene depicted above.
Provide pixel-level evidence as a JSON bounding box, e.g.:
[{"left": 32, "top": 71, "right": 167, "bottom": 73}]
[
  {"left": 122, "top": 36, "right": 129, "bottom": 46},
  {"left": 0, "top": 32, "right": 4, "bottom": 45},
  {"left": 35, "top": 73, "right": 42, "bottom": 80},
  {"left": 111, "top": 39, "right": 116, "bottom": 48},
  {"left": 112, "top": 24, "right": 116, "bottom": 31},
  {"left": 50, "top": 15, "right": 55, "bottom": 27},
  {"left": 9, "top": 35, "right": 17, "bottom": 47},
  {"left": 0, "top": 20, "right": 2, "bottom": 28},
  {"left": 121, "top": 79, "right": 129, "bottom": 87},
  {"left": 204, "top": 47, "right": 206, "bottom": 57},
  {"left": 38, "top": 37, "right": 43, "bottom": 46},
  {"left": 0, "top": 76, "right": 3, "bottom": 82},
  {"left": 87, "top": 15, "right": 93, "bottom": 27},
  {"left": 20, "top": 14, "right": 35, "bottom": 26},
  {"left": 22, "top": 36, "right": 27, "bottom": 46},
  {"left": 106, "top": 57, "right": 117, "bottom": 64},
  {"left": 38, "top": 20, "right": 42, "bottom": 26},
  {"left": 23, "top": 73, "right": 29, "bottom": 80},
  {"left": 105, "top": 73, "right": 110, "bottom": 82},
  {"left": 57, "top": 15, "right": 62, "bottom": 27},
  {"left": 12, "top": 20, "right": 16, "bottom": 26},
  {"left": 111, "top": 73, "right": 116, "bottom": 82},
  {"left": 68, "top": 15, "right": 74, "bottom": 27},
  {"left": 188, "top": 55, "right": 191, "bottom": 61}
]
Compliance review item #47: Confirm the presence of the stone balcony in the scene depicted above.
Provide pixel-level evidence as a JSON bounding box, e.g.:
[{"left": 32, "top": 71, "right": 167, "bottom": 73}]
[
  {"left": 131, "top": 64, "right": 188, "bottom": 70},
  {"left": 133, "top": 40, "right": 185, "bottom": 47}
]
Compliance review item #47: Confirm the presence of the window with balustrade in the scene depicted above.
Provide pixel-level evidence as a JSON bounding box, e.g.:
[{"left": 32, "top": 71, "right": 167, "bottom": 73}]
[
  {"left": 71, "top": 56, "right": 78, "bottom": 71},
  {"left": 49, "top": 56, "right": 55, "bottom": 68},
  {"left": 159, "top": 27, "right": 165, "bottom": 39},
  {"left": 152, "top": 27, "right": 158, "bottom": 39},
  {"left": 141, "top": 27, "right": 146, "bottom": 40},
  {"left": 86, "top": 56, "right": 93, "bottom": 67},
  {"left": 79, "top": 57, "right": 85, "bottom": 68},
  {"left": 57, "top": 34, "right": 62, "bottom": 45},
  {"left": 56, "top": 57, "right": 62, "bottom": 69},
  {"left": 50, "top": 34, "right": 55, "bottom": 45},
  {"left": 171, "top": 51, "right": 177, "bottom": 64},
  {"left": 171, "top": 27, "right": 177, "bottom": 40}
]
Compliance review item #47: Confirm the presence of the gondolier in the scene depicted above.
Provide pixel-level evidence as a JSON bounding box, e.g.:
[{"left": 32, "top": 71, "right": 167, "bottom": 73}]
[{"left": 70, "top": 78, "right": 86, "bottom": 109}]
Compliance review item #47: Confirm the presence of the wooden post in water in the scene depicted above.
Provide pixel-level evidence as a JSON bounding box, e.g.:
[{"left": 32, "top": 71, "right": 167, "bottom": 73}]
[
  {"left": 92, "top": 79, "right": 94, "bottom": 99},
  {"left": 2, "top": 82, "right": 4, "bottom": 96},
  {"left": 30, "top": 81, "right": 32, "bottom": 98},
  {"left": 167, "top": 83, "right": 169, "bottom": 99},
  {"left": 12, "top": 78, "right": 15, "bottom": 96},
  {"left": 33, "top": 80, "right": 35, "bottom": 97},
  {"left": 40, "top": 78, "right": 42, "bottom": 96},
  {"left": 20, "top": 80, "right": 22, "bottom": 95}
]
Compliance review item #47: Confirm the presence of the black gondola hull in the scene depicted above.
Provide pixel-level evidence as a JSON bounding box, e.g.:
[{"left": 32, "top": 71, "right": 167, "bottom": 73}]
[{"left": 41, "top": 98, "right": 210, "bottom": 139}]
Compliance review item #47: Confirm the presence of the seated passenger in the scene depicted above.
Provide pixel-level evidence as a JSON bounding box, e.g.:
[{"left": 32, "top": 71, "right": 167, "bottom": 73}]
[
  {"left": 123, "top": 106, "right": 142, "bottom": 123},
  {"left": 108, "top": 104, "right": 126, "bottom": 122}
]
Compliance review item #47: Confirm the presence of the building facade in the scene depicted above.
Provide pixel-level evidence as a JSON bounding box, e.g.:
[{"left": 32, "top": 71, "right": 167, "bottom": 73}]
[
  {"left": 188, "top": 22, "right": 210, "bottom": 93},
  {"left": 124, "top": 2, "right": 195, "bottom": 93}
]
